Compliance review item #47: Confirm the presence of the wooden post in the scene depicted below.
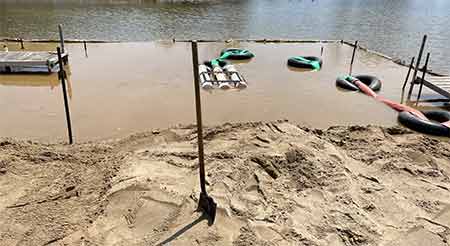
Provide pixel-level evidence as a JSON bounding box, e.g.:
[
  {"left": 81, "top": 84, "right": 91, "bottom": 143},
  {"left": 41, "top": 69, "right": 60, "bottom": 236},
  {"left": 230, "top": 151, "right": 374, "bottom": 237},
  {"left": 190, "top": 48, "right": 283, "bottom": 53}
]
[
  {"left": 349, "top": 40, "right": 358, "bottom": 75},
  {"left": 58, "top": 24, "right": 65, "bottom": 54},
  {"left": 57, "top": 47, "right": 73, "bottom": 145},
  {"left": 83, "top": 40, "right": 88, "bottom": 58},
  {"left": 416, "top": 52, "right": 430, "bottom": 105},
  {"left": 191, "top": 41, "right": 216, "bottom": 224},
  {"left": 401, "top": 56, "right": 415, "bottom": 104},
  {"left": 407, "top": 35, "right": 427, "bottom": 101},
  {"left": 20, "top": 39, "right": 24, "bottom": 49}
]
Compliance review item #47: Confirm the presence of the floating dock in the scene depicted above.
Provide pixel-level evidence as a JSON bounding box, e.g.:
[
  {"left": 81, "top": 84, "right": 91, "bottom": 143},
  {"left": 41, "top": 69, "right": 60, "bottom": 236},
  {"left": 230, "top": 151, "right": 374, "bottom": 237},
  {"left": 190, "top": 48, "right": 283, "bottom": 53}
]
[
  {"left": 0, "top": 51, "right": 68, "bottom": 73},
  {"left": 415, "top": 76, "right": 450, "bottom": 100}
]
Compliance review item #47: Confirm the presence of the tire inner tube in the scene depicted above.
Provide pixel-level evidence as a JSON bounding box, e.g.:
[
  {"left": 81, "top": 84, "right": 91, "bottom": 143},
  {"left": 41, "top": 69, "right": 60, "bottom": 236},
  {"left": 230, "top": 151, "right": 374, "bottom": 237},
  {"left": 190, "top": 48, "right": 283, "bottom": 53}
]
[
  {"left": 203, "top": 59, "right": 229, "bottom": 68},
  {"left": 398, "top": 110, "right": 450, "bottom": 137},
  {"left": 336, "top": 75, "right": 382, "bottom": 91},
  {"left": 220, "top": 48, "right": 255, "bottom": 60},
  {"left": 287, "top": 56, "right": 323, "bottom": 70}
]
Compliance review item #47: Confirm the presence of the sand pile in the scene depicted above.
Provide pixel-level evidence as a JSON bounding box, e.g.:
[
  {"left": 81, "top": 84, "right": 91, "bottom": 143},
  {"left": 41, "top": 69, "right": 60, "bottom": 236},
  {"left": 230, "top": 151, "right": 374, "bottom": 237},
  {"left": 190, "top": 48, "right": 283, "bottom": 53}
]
[{"left": 1, "top": 121, "right": 450, "bottom": 245}]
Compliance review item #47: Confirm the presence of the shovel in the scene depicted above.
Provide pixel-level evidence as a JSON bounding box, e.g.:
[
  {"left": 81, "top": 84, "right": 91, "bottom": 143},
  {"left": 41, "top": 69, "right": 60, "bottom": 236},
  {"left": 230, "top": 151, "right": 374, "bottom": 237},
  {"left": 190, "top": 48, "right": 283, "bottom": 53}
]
[{"left": 191, "top": 41, "right": 217, "bottom": 224}]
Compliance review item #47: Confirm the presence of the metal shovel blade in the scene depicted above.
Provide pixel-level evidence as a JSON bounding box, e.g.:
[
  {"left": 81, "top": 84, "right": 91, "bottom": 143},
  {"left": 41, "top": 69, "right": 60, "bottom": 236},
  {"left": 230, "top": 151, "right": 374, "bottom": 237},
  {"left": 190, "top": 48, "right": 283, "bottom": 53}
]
[{"left": 197, "top": 192, "right": 217, "bottom": 225}]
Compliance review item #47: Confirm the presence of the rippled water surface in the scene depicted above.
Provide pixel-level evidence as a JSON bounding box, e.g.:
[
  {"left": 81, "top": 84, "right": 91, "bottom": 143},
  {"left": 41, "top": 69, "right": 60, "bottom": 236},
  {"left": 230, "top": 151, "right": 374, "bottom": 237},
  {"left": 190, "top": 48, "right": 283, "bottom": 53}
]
[{"left": 1, "top": 0, "right": 450, "bottom": 73}]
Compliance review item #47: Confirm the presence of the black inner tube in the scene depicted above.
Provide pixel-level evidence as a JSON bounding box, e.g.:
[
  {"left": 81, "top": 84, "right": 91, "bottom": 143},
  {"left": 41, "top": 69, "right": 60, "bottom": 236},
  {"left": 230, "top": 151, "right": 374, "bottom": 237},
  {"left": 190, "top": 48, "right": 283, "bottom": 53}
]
[
  {"left": 336, "top": 75, "right": 382, "bottom": 91},
  {"left": 398, "top": 110, "right": 450, "bottom": 137}
]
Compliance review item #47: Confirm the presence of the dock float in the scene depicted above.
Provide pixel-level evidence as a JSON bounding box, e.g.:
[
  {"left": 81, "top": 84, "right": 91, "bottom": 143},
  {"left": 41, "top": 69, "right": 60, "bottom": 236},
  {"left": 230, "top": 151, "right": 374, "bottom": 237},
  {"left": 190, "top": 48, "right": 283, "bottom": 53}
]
[
  {"left": 415, "top": 76, "right": 450, "bottom": 99},
  {"left": 0, "top": 51, "right": 68, "bottom": 73}
]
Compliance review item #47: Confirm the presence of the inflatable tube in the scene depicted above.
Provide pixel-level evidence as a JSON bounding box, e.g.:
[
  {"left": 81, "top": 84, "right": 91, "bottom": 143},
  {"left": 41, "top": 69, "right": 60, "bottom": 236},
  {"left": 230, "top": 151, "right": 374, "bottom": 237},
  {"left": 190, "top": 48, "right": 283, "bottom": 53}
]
[
  {"left": 203, "top": 60, "right": 229, "bottom": 68},
  {"left": 287, "top": 56, "right": 323, "bottom": 70},
  {"left": 220, "top": 48, "right": 254, "bottom": 60},
  {"left": 336, "top": 75, "right": 381, "bottom": 92},
  {"left": 398, "top": 110, "right": 450, "bottom": 137}
]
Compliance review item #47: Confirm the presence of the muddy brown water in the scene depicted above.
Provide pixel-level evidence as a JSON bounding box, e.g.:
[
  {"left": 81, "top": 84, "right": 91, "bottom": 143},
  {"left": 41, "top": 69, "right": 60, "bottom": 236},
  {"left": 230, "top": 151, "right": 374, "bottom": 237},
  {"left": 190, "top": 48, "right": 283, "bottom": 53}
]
[
  {"left": 2, "top": 0, "right": 450, "bottom": 74},
  {"left": 0, "top": 41, "right": 447, "bottom": 141}
]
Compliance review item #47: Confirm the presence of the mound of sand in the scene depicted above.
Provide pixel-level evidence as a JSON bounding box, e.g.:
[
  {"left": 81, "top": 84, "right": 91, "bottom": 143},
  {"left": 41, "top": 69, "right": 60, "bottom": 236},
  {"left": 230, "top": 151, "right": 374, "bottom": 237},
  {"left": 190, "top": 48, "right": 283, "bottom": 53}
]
[{"left": 1, "top": 121, "right": 450, "bottom": 245}]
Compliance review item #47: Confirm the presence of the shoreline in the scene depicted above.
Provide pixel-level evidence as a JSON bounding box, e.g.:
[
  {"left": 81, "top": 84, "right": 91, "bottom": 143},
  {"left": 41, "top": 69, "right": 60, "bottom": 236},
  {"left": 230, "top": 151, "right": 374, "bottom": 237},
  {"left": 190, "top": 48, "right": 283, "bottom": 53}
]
[
  {"left": 1, "top": 38, "right": 447, "bottom": 77},
  {"left": 1, "top": 121, "right": 450, "bottom": 245}
]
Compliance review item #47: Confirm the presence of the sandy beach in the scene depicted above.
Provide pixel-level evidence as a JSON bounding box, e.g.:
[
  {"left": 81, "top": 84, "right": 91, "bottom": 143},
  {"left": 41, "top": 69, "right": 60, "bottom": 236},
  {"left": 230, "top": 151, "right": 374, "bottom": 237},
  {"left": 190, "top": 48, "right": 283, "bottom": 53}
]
[
  {"left": 1, "top": 120, "right": 449, "bottom": 245},
  {"left": 2, "top": 1, "right": 450, "bottom": 245}
]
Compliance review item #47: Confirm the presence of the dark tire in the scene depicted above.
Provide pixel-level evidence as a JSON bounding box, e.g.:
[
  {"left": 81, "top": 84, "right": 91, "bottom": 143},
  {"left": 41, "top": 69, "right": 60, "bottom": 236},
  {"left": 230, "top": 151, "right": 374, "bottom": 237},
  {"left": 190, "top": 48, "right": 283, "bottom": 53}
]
[
  {"left": 287, "top": 56, "right": 323, "bottom": 69},
  {"left": 335, "top": 75, "right": 382, "bottom": 91},
  {"left": 203, "top": 60, "right": 229, "bottom": 68},
  {"left": 398, "top": 110, "right": 450, "bottom": 137},
  {"left": 220, "top": 48, "right": 254, "bottom": 60},
  {"left": 356, "top": 75, "right": 382, "bottom": 91}
]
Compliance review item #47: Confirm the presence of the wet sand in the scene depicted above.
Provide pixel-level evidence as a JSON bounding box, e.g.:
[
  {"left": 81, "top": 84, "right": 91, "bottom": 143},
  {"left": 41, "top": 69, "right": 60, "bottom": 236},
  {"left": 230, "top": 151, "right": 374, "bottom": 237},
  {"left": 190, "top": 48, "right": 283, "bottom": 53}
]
[
  {"left": 0, "top": 41, "right": 448, "bottom": 141},
  {"left": 1, "top": 121, "right": 450, "bottom": 245}
]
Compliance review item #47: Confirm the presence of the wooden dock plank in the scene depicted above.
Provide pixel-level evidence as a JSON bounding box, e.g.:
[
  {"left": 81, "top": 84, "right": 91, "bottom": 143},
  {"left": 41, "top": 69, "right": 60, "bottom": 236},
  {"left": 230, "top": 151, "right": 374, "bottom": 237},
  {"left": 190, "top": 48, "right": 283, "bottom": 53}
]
[
  {"left": 427, "top": 77, "right": 450, "bottom": 80},
  {"left": 422, "top": 80, "right": 450, "bottom": 98},
  {"left": 426, "top": 77, "right": 450, "bottom": 82},
  {"left": 0, "top": 52, "right": 58, "bottom": 64},
  {"left": 432, "top": 82, "right": 450, "bottom": 87},
  {"left": 428, "top": 80, "right": 450, "bottom": 84}
]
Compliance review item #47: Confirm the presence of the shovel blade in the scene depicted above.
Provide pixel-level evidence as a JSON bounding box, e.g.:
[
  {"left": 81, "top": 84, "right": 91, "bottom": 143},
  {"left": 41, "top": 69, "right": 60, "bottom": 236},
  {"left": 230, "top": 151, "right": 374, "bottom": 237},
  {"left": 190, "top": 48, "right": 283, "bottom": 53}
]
[{"left": 197, "top": 192, "right": 217, "bottom": 225}]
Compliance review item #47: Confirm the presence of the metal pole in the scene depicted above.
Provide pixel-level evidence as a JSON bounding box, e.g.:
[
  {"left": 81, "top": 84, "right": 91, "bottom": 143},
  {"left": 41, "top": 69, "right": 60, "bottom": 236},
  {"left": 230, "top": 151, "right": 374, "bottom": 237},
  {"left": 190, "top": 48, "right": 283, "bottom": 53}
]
[
  {"left": 407, "top": 35, "right": 427, "bottom": 101},
  {"left": 58, "top": 24, "right": 65, "bottom": 54},
  {"left": 83, "top": 40, "right": 88, "bottom": 58},
  {"left": 349, "top": 40, "right": 358, "bottom": 75},
  {"left": 20, "top": 39, "right": 24, "bottom": 49},
  {"left": 191, "top": 41, "right": 216, "bottom": 224},
  {"left": 57, "top": 47, "right": 73, "bottom": 144},
  {"left": 402, "top": 57, "right": 415, "bottom": 92},
  {"left": 401, "top": 56, "right": 415, "bottom": 103},
  {"left": 416, "top": 52, "right": 430, "bottom": 105}
]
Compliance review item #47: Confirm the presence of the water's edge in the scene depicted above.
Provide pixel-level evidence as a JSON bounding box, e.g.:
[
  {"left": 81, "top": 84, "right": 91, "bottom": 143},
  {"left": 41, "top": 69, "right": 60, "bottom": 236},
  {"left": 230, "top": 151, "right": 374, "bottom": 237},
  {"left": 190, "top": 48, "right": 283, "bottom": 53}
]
[{"left": 2, "top": 38, "right": 446, "bottom": 76}]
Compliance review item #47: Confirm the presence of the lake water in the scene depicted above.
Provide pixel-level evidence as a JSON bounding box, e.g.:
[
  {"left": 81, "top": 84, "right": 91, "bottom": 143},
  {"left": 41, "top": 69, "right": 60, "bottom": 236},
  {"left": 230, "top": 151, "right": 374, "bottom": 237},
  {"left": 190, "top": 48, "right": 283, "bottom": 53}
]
[
  {"left": 2, "top": 41, "right": 446, "bottom": 141},
  {"left": 1, "top": 0, "right": 450, "bottom": 74}
]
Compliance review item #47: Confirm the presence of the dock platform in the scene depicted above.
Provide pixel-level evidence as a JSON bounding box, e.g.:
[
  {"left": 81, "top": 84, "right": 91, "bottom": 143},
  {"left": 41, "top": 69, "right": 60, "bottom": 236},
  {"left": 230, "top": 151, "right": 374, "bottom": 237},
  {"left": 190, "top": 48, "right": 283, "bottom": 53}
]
[
  {"left": 414, "top": 76, "right": 450, "bottom": 99},
  {"left": 0, "top": 51, "right": 68, "bottom": 73}
]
